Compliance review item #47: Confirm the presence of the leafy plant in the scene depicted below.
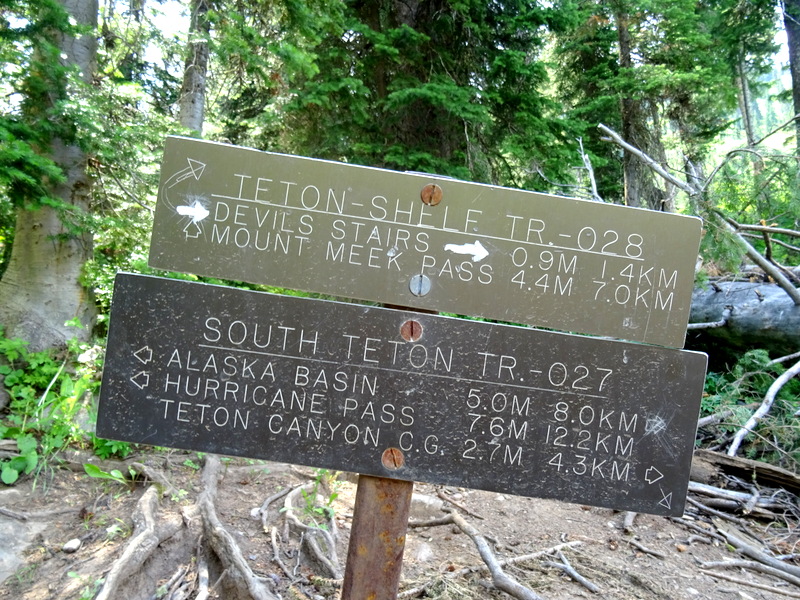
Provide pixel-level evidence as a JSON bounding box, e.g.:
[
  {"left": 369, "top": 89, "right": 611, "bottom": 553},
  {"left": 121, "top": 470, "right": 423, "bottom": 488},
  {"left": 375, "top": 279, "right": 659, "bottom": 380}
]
[
  {"left": 0, "top": 325, "right": 104, "bottom": 486},
  {"left": 700, "top": 350, "right": 800, "bottom": 468},
  {"left": 300, "top": 468, "right": 341, "bottom": 526},
  {"left": 83, "top": 463, "right": 130, "bottom": 487}
]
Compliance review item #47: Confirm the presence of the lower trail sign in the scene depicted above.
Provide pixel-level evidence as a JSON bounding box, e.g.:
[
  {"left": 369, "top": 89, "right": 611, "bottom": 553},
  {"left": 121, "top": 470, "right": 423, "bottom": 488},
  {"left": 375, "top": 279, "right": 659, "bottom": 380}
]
[{"left": 98, "top": 273, "right": 707, "bottom": 517}]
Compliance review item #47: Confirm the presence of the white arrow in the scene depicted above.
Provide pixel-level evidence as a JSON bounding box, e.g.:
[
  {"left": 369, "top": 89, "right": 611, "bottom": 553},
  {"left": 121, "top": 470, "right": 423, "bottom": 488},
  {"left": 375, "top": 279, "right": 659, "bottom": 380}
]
[
  {"left": 644, "top": 466, "right": 664, "bottom": 485},
  {"left": 183, "top": 220, "right": 202, "bottom": 239},
  {"left": 165, "top": 158, "right": 206, "bottom": 189},
  {"left": 443, "top": 240, "right": 489, "bottom": 262},
  {"left": 130, "top": 371, "right": 150, "bottom": 390},
  {"left": 133, "top": 346, "right": 153, "bottom": 365},
  {"left": 176, "top": 200, "right": 210, "bottom": 222}
]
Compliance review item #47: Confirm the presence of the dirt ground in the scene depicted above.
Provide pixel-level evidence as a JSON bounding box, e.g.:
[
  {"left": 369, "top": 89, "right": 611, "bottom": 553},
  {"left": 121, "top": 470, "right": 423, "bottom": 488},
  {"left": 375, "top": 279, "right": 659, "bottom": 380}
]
[{"left": 0, "top": 448, "right": 797, "bottom": 600}]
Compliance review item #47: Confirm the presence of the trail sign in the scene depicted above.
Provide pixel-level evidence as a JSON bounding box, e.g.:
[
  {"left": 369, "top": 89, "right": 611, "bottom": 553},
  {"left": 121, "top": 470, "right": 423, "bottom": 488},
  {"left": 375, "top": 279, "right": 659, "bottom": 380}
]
[
  {"left": 149, "top": 136, "right": 702, "bottom": 348},
  {"left": 98, "top": 273, "right": 707, "bottom": 516}
]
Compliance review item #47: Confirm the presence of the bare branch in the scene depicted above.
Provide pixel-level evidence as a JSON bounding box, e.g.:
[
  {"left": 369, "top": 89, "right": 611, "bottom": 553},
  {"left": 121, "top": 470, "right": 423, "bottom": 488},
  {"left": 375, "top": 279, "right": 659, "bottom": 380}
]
[
  {"left": 450, "top": 511, "right": 545, "bottom": 600},
  {"left": 727, "top": 358, "right": 800, "bottom": 456},
  {"left": 598, "top": 123, "right": 696, "bottom": 195}
]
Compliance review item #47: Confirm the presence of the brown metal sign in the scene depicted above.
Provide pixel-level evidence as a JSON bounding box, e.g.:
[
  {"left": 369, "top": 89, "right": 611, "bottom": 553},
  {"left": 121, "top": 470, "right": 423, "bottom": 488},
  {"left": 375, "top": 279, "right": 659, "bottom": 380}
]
[
  {"left": 149, "top": 137, "right": 702, "bottom": 348},
  {"left": 98, "top": 274, "right": 707, "bottom": 516}
]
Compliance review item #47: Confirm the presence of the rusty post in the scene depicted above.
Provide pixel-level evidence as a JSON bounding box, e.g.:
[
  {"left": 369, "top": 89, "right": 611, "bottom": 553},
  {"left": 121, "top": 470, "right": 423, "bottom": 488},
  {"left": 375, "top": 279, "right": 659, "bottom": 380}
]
[{"left": 340, "top": 475, "right": 414, "bottom": 599}]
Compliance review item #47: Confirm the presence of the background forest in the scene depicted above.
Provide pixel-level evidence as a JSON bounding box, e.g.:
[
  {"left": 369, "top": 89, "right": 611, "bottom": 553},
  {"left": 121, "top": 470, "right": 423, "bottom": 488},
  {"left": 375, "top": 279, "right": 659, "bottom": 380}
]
[{"left": 1, "top": 0, "right": 800, "bottom": 486}]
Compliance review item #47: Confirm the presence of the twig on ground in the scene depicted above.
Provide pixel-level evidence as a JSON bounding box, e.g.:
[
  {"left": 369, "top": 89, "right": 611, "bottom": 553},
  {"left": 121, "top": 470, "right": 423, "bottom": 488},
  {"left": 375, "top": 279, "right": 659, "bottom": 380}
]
[
  {"left": 270, "top": 526, "right": 295, "bottom": 580},
  {"left": 195, "top": 537, "right": 210, "bottom": 600},
  {"left": 626, "top": 539, "right": 667, "bottom": 559},
  {"left": 437, "top": 489, "right": 484, "bottom": 519},
  {"left": 450, "top": 511, "right": 545, "bottom": 600},
  {"left": 720, "top": 528, "right": 800, "bottom": 580},
  {"left": 409, "top": 513, "right": 455, "bottom": 528},
  {"left": 698, "top": 569, "right": 800, "bottom": 598},
  {"left": 397, "top": 541, "right": 583, "bottom": 598},
  {"left": 701, "top": 559, "right": 800, "bottom": 587},
  {"left": 542, "top": 550, "right": 600, "bottom": 593}
]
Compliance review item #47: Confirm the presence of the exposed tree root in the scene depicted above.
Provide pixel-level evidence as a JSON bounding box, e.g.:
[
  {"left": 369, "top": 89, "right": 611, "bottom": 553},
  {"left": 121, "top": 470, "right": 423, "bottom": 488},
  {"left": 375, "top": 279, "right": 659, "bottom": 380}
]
[
  {"left": 281, "top": 483, "right": 342, "bottom": 579},
  {"left": 95, "top": 485, "right": 183, "bottom": 600},
  {"left": 199, "top": 456, "right": 277, "bottom": 600}
]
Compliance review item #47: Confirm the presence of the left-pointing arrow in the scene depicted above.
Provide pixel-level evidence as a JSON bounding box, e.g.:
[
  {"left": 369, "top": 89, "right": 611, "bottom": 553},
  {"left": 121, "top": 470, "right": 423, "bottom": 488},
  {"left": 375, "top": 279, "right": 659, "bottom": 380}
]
[
  {"left": 133, "top": 346, "right": 153, "bottom": 365},
  {"left": 130, "top": 372, "right": 150, "bottom": 390}
]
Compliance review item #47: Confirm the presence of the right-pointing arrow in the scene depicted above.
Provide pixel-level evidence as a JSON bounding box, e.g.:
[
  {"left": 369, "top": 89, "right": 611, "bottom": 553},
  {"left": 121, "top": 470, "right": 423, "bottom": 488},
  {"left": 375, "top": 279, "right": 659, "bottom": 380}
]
[
  {"left": 130, "top": 371, "right": 150, "bottom": 390},
  {"left": 645, "top": 466, "right": 664, "bottom": 485}
]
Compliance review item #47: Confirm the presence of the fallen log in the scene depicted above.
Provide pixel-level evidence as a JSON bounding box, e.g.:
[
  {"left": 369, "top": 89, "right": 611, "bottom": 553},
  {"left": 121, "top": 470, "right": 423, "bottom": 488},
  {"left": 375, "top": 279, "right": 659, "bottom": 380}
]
[
  {"left": 688, "top": 281, "right": 800, "bottom": 359},
  {"left": 692, "top": 449, "right": 800, "bottom": 496}
]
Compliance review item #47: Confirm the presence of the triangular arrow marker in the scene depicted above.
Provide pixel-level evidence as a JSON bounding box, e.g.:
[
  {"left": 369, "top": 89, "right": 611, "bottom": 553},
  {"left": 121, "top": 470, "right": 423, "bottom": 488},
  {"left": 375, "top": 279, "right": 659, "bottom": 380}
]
[
  {"left": 133, "top": 346, "right": 152, "bottom": 365},
  {"left": 130, "top": 371, "right": 150, "bottom": 390},
  {"left": 645, "top": 466, "right": 664, "bottom": 484}
]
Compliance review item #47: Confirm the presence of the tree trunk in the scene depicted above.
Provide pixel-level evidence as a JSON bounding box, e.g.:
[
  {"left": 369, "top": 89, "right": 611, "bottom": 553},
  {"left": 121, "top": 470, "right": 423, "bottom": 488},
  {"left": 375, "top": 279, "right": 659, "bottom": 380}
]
[
  {"left": 687, "top": 281, "right": 800, "bottom": 363},
  {"left": 0, "top": 0, "right": 98, "bottom": 351},
  {"left": 736, "top": 56, "right": 756, "bottom": 146},
  {"left": 178, "top": 0, "right": 211, "bottom": 135},
  {"left": 783, "top": 0, "right": 800, "bottom": 154}
]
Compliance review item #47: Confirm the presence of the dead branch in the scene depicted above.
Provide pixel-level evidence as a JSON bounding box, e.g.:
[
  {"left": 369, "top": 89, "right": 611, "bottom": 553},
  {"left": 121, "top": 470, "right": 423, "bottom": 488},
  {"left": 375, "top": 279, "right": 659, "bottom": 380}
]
[
  {"left": 742, "top": 232, "right": 800, "bottom": 254},
  {"left": 437, "top": 489, "right": 484, "bottom": 519},
  {"left": 770, "top": 351, "right": 800, "bottom": 366},
  {"left": 450, "top": 511, "right": 545, "bottom": 600},
  {"left": 668, "top": 517, "right": 727, "bottom": 544},
  {"left": 698, "top": 569, "right": 800, "bottom": 598},
  {"left": 270, "top": 526, "right": 295, "bottom": 580},
  {"left": 729, "top": 221, "right": 800, "bottom": 239},
  {"left": 720, "top": 528, "right": 800, "bottom": 581},
  {"left": 409, "top": 513, "right": 456, "bottom": 528},
  {"left": 728, "top": 357, "right": 800, "bottom": 456},
  {"left": 700, "top": 559, "right": 800, "bottom": 587},
  {"left": 95, "top": 485, "right": 183, "bottom": 600},
  {"left": 199, "top": 456, "right": 277, "bottom": 600},
  {"left": 598, "top": 122, "right": 800, "bottom": 305},
  {"left": 397, "top": 541, "right": 584, "bottom": 598},
  {"left": 626, "top": 539, "right": 667, "bottom": 559},
  {"left": 598, "top": 124, "right": 692, "bottom": 194},
  {"left": 577, "top": 137, "right": 602, "bottom": 202},
  {"left": 542, "top": 550, "right": 600, "bottom": 593},
  {"left": 686, "top": 306, "right": 731, "bottom": 330}
]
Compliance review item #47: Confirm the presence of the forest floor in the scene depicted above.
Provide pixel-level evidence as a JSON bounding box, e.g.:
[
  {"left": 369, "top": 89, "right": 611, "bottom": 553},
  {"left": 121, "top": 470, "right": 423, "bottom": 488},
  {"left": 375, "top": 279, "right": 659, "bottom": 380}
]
[{"left": 0, "top": 449, "right": 798, "bottom": 600}]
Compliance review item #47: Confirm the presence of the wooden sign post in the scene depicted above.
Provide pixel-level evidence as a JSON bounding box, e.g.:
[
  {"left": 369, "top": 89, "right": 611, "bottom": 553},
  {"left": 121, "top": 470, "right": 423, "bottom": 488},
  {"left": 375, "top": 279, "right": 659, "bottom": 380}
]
[{"left": 97, "top": 138, "right": 708, "bottom": 597}]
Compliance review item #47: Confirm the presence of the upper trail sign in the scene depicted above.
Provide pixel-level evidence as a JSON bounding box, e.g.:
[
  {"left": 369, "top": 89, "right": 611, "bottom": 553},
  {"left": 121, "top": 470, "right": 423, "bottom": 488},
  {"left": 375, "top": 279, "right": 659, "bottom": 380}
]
[{"left": 150, "top": 136, "right": 702, "bottom": 349}]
